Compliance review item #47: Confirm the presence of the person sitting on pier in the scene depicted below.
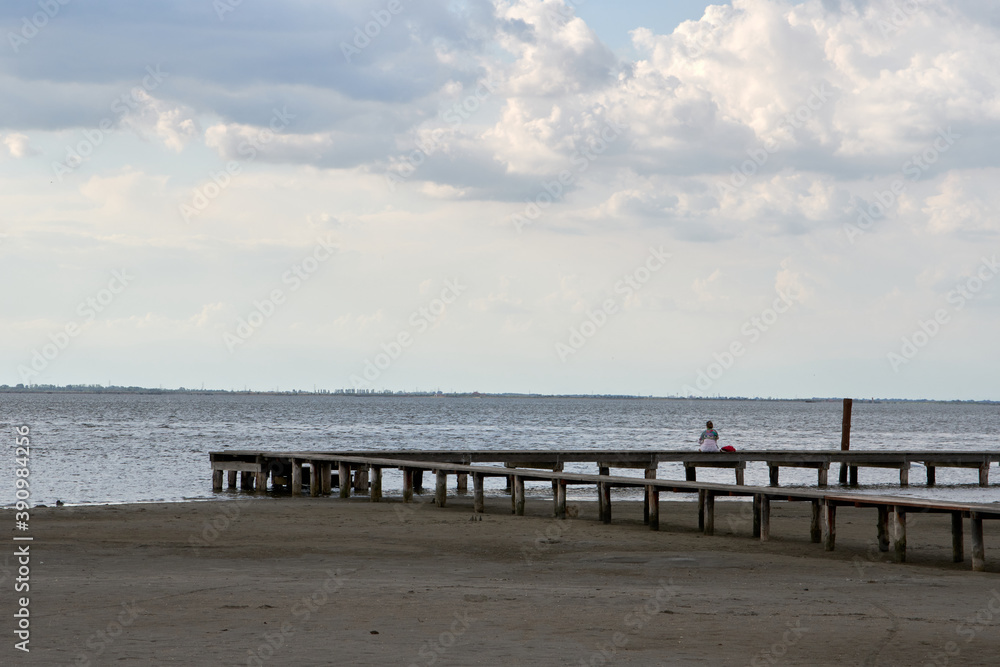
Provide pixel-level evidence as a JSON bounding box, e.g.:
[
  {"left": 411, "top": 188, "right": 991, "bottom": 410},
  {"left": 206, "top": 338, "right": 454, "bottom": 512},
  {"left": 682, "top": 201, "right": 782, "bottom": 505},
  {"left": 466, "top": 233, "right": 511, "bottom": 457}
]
[{"left": 699, "top": 421, "right": 720, "bottom": 452}]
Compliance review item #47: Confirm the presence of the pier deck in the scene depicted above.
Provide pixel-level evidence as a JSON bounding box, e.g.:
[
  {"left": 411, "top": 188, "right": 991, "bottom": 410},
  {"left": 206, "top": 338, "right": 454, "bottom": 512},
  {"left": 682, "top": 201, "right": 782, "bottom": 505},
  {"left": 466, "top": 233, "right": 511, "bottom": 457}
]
[{"left": 209, "top": 449, "right": 1000, "bottom": 572}]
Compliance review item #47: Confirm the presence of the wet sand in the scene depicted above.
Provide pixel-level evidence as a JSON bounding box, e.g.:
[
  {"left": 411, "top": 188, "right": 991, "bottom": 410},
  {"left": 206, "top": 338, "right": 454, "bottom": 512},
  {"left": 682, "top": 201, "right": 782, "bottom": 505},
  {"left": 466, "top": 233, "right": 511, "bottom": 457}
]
[{"left": 8, "top": 494, "right": 1000, "bottom": 666}]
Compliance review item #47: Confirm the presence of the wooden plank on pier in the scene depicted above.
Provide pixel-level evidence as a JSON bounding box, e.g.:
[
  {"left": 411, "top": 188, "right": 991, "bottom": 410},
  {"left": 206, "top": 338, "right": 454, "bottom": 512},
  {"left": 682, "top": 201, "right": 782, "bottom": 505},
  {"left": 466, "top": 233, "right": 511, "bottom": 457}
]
[{"left": 212, "top": 461, "right": 263, "bottom": 473}]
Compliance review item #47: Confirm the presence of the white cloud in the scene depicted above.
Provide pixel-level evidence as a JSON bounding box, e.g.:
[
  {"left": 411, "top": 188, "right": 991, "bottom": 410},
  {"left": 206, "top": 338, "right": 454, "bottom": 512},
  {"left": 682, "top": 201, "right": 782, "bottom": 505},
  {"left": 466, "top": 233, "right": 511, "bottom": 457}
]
[
  {"left": 2, "top": 133, "right": 39, "bottom": 158},
  {"left": 119, "top": 91, "right": 199, "bottom": 152}
]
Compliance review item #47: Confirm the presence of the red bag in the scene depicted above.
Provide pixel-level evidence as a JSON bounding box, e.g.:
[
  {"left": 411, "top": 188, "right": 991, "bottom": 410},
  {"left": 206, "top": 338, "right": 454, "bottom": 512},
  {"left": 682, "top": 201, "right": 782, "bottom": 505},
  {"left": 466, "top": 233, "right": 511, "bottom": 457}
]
[{"left": 720, "top": 445, "right": 736, "bottom": 452}]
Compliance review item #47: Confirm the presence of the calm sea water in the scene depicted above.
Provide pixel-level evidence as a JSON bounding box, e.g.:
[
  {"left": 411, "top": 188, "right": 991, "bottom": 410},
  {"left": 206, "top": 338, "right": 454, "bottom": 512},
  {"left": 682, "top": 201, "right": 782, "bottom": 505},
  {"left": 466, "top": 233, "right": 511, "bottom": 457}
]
[{"left": 2, "top": 394, "right": 999, "bottom": 506}]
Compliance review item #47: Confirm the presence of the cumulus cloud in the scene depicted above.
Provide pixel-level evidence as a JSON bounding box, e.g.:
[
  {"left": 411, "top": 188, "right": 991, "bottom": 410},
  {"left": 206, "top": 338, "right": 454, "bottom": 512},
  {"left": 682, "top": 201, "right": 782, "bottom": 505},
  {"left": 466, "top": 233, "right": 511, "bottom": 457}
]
[
  {"left": 119, "top": 91, "right": 199, "bottom": 152},
  {"left": 921, "top": 170, "right": 1000, "bottom": 237},
  {"left": 1, "top": 133, "right": 38, "bottom": 158}
]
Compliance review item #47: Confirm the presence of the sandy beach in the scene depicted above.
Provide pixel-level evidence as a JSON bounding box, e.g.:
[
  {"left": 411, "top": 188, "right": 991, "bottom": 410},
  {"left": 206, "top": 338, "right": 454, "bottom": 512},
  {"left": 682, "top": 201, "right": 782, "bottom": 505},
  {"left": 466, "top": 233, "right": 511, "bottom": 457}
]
[{"left": 8, "top": 494, "right": 1000, "bottom": 666}]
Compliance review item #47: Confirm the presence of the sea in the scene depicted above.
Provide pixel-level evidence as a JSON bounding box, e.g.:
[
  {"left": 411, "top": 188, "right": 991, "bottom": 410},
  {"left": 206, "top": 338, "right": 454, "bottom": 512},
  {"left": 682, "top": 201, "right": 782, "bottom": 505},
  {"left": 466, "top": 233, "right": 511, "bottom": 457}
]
[{"left": 2, "top": 393, "right": 999, "bottom": 507}]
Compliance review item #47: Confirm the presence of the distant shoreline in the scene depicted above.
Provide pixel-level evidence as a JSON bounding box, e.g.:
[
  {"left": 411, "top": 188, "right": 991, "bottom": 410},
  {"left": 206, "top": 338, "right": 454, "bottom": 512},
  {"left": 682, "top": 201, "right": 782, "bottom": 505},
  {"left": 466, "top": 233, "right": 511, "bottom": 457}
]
[{"left": 2, "top": 386, "right": 997, "bottom": 403}]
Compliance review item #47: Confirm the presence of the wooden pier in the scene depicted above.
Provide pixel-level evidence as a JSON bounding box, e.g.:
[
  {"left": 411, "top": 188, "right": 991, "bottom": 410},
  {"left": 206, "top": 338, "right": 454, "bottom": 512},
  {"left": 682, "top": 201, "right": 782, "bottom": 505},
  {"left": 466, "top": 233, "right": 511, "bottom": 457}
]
[{"left": 209, "top": 449, "right": 1000, "bottom": 572}]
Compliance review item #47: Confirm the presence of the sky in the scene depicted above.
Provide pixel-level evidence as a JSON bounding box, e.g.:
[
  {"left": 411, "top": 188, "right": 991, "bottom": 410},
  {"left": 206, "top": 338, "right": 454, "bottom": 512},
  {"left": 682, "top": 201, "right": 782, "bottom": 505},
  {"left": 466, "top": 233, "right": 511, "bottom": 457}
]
[{"left": 2, "top": 0, "right": 999, "bottom": 400}]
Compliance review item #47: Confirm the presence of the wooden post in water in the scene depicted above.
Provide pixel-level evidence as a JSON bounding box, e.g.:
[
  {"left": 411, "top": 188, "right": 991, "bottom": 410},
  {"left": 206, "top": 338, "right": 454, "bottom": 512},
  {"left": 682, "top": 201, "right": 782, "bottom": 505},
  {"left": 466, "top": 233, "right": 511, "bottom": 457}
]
[
  {"left": 370, "top": 466, "right": 382, "bottom": 502},
  {"left": 291, "top": 460, "right": 303, "bottom": 496},
  {"left": 697, "top": 490, "right": 706, "bottom": 531},
  {"left": 355, "top": 466, "right": 369, "bottom": 493},
  {"left": 402, "top": 468, "right": 414, "bottom": 503},
  {"left": 979, "top": 464, "right": 990, "bottom": 487},
  {"left": 753, "top": 495, "right": 762, "bottom": 538},
  {"left": 473, "top": 473, "right": 485, "bottom": 514},
  {"left": 321, "top": 463, "right": 332, "bottom": 495},
  {"left": 555, "top": 480, "right": 567, "bottom": 520},
  {"left": 255, "top": 467, "right": 267, "bottom": 493},
  {"left": 514, "top": 476, "right": 525, "bottom": 516},
  {"left": 413, "top": 469, "right": 423, "bottom": 494},
  {"left": 952, "top": 512, "right": 964, "bottom": 563},
  {"left": 227, "top": 470, "right": 237, "bottom": 489},
  {"left": 338, "top": 463, "right": 349, "bottom": 499},
  {"left": 971, "top": 513, "right": 985, "bottom": 571},
  {"left": 768, "top": 466, "right": 779, "bottom": 487},
  {"left": 435, "top": 470, "right": 447, "bottom": 508},
  {"left": 309, "top": 461, "right": 320, "bottom": 497},
  {"left": 457, "top": 473, "right": 468, "bottom": 493},
  {"left": 927, "top": 466, "right": 936, "bottom": 486},
  {"left": 212, "top": 469, "right": 224, "bottom": 492},
  {"left": 839, "top": 398, "right": 853, "bottom": 485}
]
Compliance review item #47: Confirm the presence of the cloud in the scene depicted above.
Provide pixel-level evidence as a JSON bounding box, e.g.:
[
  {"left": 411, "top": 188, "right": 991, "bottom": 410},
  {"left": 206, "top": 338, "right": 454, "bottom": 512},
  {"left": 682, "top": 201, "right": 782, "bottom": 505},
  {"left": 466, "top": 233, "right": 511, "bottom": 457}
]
[
  {"left": 119, "top": 91, "right": 199, "bottom": 152},
  {"left": 1, "top": 133, "right": 38, "bottom": 158}
]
